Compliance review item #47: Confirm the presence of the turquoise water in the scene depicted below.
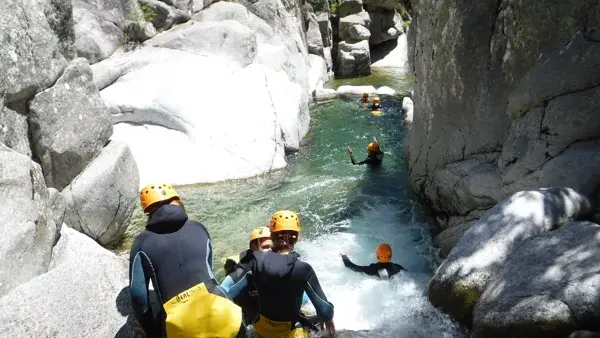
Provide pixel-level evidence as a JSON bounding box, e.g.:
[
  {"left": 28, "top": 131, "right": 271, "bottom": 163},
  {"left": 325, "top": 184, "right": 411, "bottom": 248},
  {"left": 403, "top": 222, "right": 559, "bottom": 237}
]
[{"left": 120, "top": 94, "right": 462, "bottom": 336}]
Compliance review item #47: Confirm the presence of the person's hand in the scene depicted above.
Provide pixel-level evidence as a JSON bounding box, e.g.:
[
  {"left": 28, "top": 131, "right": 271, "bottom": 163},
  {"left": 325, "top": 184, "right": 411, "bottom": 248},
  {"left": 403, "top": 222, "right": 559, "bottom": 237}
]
[
  {"left": 324, "top": 319, "right": 336, "bottom": 336},
  {"left": 347, "top": 146, "right": 353, "bottom": 155},
  {"left": 339, "top": 250, "right": 345, "bottom": 256},
  {"left": 373, "top": 136, "right": 378, "bottom": 143}
]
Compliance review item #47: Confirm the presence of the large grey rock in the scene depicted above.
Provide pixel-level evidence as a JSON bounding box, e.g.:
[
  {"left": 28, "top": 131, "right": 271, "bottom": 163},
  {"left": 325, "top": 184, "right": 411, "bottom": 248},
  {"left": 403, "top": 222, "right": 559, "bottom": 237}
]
[
  {"left": 0, "top": 0, "right": 67, "bottom": 103},
  {"left": 42, "top": 0, "right": 77, "bottom": 59},
  {"left": 49, "top": 224, "right": 116, "bottom": 270},
  {"left": 0, "top": 105, "right": 30, "bottom": 157},
  {"left": 339, "top": 11, "right": 371, "bottom": 40},
  {"left": 0, "top": 254, "right": 133, "bottom": 338},
  {"left": 368, "top": 8, "right": 402, "bottom": 45},
  {"left": 407, "top": 0, "right": 600, "bottom": 245},
  {"left": 159, "top": 0, "right": 193, "bottom": 11},
  {"left": 473, "top": 221, "right": 600, "bottom": 338},
  {"left": 338, "top": 0, "right": 363, "bottom": 17},
  {"left": 147, "top": 20, "right": 257, "bottom": 67},
  {"left": 428, "top": 188, "right": 593, "bottom": 324},
  {"left": 316, "top": 12, "right": 333, "bottom": 48},
  {"left": 336, "top": 39, "right": 371, "bottom": 77},
  {"left": 63, "top": 141, "right": 139, "bottom": 246},
  {"left": 193, "top": 1, "right": 274, "bottom": 43},
  {"left": 72, "top": 0, "right": 145, "bottom": 64},
  {"left": 29, "top": 58, "right": 113, "bottom": 191},
  {"left": 139, "top": 0, "right": 191, "bottom": 30},
  {"left": 307, "top": 12, "right": 325, "bottom": 56},
  {"left": 0, "top": 145, "right": 59, "bottom": 297}
]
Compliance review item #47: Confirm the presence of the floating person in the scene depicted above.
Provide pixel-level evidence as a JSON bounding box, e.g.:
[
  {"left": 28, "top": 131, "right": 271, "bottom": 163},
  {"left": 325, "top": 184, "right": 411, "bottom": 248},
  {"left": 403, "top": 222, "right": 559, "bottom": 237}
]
[
  {"left": 221, "top": 210, "right": 336, "bottom": 338},
  {"left": 347, "top": 136, "right": 384, "bottom": 166},
  {"left": 371, "top": 97, "right": 382, "bottom": 116},
  {"left": 360, "top": 92, "right": 370, "bottom": 107},
  {"left": 222, "top": 226, "right": 274, "bottom": 325},
  {"left": 129, "top": 183, "right": 246, "bottom": 338},
  {"left": 339, "top": 243, "right": 405, "bottom": 279}
]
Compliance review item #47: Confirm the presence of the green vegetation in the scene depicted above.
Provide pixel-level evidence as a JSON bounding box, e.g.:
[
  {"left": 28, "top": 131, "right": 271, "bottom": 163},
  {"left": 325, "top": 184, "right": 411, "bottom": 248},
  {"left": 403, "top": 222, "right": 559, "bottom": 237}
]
[
  {"left": 403, "top": 20, "right": 410, "bottom": 31},
  {"left": 329, "top": 0, "right": 339, "bottom": 15},
  {"left": 140, "top": 3, "right": 157, "bottom": 23}
]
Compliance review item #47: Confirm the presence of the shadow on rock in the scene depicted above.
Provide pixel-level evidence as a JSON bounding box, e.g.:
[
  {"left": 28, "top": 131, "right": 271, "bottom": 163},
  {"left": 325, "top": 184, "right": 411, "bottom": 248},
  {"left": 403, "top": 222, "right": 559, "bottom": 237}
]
[{"left": 114, "top": 286, "right": 146, "bottom": 338}]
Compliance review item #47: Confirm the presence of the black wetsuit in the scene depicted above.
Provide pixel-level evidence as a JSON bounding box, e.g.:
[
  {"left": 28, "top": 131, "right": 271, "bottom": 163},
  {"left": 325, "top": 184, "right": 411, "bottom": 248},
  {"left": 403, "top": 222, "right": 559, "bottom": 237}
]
[
  {"left": 128, "top": 204, "right": 245, "bottom": 338},
  {"left": 350, "top": 151, "right": 384, "bottom": 166},
  {"left": 371, "top": 103, "right": 381, "bottom": 110},
  {"left": 341, "top": 254, "right": 405, "bottom": 279},
  {"left": 222, "top": 251, "right": 334, "bottom": 333}
]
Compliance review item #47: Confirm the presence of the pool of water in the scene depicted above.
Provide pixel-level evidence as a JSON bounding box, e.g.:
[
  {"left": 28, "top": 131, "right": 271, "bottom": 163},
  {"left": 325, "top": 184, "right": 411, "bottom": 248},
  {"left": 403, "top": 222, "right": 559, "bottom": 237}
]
[{"left": 118, "top": 91, "right": 462, "bottom": 336}]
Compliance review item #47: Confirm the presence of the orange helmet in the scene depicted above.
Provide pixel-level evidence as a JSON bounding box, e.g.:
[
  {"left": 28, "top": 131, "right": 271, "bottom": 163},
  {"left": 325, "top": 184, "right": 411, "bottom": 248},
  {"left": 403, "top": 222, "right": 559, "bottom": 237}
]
[
  {"left": 269, "top": 210, "right": 300, "bottom": 233},
  {"left": 367, "top": 142, "right": 380, "bottom": 152},
  {"left": 373, "top": 97, "right": 380, "bottom": 104},
  {"left": 139, "top": 183, "right": 180, "bottom": 213},
  {"left": 376, "top": 243, "right": 392, "bottom": 263},
  {"left": 250, "top": 226, "right": 271, "bottom": 242}
]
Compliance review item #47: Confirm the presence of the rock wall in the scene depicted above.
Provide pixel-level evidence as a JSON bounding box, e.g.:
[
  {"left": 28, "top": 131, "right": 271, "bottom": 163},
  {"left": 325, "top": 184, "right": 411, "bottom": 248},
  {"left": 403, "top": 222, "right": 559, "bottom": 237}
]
[
  {"left": 0, "top": 0, "right": 139, "bottom": 300},
  {"left": 406, "top": 0, "right": 600, "bottom": 255}
]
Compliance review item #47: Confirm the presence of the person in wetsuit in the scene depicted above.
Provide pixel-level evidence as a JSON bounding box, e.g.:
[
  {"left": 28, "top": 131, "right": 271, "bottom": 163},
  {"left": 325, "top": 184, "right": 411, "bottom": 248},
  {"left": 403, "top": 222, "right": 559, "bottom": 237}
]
[
  {"left": 371, "top": 97, "right": 381, "bottom": 111},
  {"left": 340, "top": 243, "right": 405, "bottom": 279},
  {"left": 347, "top": 137, "right": 384, "bottom": 166},
  {"left": 221, "top": 210, "right": 336, "bottom": 338},
  {"left": 222, "top": 226, "right": 274, "bottom": 325},
  {"left": 129, "top": 183, "right": 245, "bottom": 338}
]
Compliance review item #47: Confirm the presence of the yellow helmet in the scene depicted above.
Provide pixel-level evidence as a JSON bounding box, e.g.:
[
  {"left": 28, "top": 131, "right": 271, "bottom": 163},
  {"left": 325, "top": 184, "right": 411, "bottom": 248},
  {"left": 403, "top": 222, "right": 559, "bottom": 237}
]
[
  {"left": 376, "top": 243, "right": 392, "bottom": 263},
  {"left": 373, "top": 97, "right": 380, "bottom": 104},
  {"left": 269, "top": 210, "right": 300, "bottom": 233},
  {"left": 139, "top": 183, "right": 180, "bottom": 213},
  {"left": 250, "top": 226, "right": 271, "bottom": 242},
  {"left": 367, "top": 142, "right": 380, "bottom": 152}
]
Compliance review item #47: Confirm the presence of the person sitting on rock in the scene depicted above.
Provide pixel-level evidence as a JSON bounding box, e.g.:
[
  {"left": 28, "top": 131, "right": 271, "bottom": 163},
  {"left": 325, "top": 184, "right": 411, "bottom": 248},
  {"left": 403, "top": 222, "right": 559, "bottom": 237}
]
[
  {"left": 339, "top": 243, "right": 405, "bottom": 280},
  {"left": 129, "top": 183, "right": 246, "bottom": 338},
  {"left": 221, "top": 210, "right": 336, "bottom": 338},
  {"left": 371, "top": 97, "right": 382, "bottom": 110},
  {"left": 347, "top": 137, "right": 384, "bottom": 166}
]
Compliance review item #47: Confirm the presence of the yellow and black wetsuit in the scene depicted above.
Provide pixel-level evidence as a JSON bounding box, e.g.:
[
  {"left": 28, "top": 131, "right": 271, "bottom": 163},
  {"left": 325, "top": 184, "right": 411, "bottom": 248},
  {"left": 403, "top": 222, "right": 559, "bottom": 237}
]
[
  {"left": 225, "top": 250, "right": 261, "bottom": 325},
  {"left": 129, "top": 204, "right": 245, "bottom": 338},
  {"left": 222, "top": 251, "right": 334, "bottom": 338},
  {"left": 370, "top": 103, "right": 381, "bottom": 110},
  {"left": 350, "top": 151, "right": 384, "bottom": 166},
  {"left": 341, "top": 254, "right": 405, "bottom": 279}
]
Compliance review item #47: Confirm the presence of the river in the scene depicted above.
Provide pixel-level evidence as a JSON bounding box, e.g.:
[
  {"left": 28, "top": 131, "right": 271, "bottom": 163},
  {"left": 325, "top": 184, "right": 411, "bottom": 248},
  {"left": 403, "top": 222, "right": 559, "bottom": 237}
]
[{"left": 118, "top": 73, "right": 463, "bottom": 337}]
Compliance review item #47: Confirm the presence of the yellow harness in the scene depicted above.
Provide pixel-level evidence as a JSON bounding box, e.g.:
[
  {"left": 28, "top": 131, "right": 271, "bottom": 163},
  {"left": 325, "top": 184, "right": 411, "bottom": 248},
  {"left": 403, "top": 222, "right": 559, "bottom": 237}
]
[{"left": 253, "top": 315, "right": 308, "bottom": 338}]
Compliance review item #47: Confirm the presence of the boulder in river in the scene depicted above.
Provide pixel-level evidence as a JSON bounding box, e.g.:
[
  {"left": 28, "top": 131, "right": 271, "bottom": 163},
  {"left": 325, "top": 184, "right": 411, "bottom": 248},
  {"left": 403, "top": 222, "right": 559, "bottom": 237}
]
[
  {"left": 29, "top": 58, "right": 113, "bottom": 191},
  {"left": 473, "top": 221, "right": 600, "bottom": 338},
  {"left": 0, "top": 144, "right": 59, "bottom": 298},
  {"left": 428, "top": 187, "right": 593, "bottom": 324},
  {"left": 62, "top": 141, "right": 139, "bottom": 246}
]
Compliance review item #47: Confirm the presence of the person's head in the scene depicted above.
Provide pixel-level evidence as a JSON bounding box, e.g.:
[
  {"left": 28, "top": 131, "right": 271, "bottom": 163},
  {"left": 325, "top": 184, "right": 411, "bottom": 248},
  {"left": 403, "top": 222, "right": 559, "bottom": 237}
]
[
  {"left": 367, "top": 142, "right": 380, "bottom": 153},
  {"left": 249, "top": 226, "right": 273, "bottom": 252},
  {"left": 361, "top": 93, "right": 369, "bottom": 102},
  {"left": 139, "top": 182, "right": 185, "bottom": 215},
  {"left": 269, "top": 210, "right": 301, "bottom": 253},
  {"left": 373, "top": 97, "right": 380, "bottom": 104},
  {"left": 376, "top": 243, "right": 392, "bottom": 263}
]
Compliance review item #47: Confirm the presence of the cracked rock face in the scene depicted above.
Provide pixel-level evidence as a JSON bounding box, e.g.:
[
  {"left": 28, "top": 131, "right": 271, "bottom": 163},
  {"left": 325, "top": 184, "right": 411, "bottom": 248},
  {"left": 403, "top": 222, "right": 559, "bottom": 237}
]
[
  {"left": 62, "top": 141, "right": 139, "bottom": 246},
  {"left": 407, "top": 0, "right": 600, "bottom": 240},
  {"left": 0, "top": 144, "right": 59, "bottom": 298}
]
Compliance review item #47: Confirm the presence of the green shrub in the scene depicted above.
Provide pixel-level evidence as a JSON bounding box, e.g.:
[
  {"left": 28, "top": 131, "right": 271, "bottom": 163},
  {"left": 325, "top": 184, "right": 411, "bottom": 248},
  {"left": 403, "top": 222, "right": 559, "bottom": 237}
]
[{"left": 140, "top": 4, "right": 157, "bottom": 23}]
